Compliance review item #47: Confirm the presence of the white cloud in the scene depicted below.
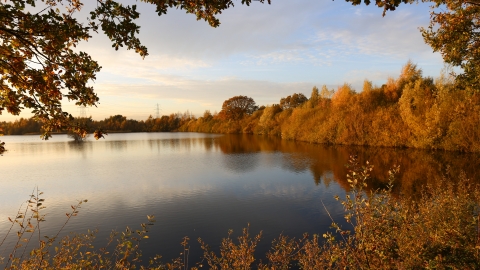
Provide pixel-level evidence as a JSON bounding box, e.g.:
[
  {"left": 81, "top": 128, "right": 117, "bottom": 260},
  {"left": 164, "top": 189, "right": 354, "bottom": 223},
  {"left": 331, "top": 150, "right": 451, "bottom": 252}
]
[
  {"left": 1, "top": 0, "right": 446, "bottom": 122},
  {"left": 65, "top": 76, "right": 319, "bottom": 120},
  {"left": 269, "top": 8, "right": 430, "bottom": 61}
]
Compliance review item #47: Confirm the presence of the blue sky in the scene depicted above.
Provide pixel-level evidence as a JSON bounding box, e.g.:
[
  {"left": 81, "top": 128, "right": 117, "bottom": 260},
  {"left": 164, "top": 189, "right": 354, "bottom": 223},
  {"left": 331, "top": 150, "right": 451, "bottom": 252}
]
[{"left": 5, "top": 0, "right": 445, "bottom": 121}]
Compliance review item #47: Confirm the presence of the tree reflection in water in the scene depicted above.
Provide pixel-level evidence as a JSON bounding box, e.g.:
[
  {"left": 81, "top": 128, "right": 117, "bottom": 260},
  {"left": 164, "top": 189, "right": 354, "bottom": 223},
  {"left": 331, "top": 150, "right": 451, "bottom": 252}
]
[{"left": 214, "top": 134, "right": 480, "bottom": 198}]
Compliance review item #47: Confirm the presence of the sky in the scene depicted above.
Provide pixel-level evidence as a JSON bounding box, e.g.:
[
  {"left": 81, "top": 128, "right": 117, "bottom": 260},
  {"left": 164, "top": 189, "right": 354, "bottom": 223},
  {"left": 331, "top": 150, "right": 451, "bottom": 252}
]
[{"left": 4, "top": 0, "right": 445, "bottom": 122}]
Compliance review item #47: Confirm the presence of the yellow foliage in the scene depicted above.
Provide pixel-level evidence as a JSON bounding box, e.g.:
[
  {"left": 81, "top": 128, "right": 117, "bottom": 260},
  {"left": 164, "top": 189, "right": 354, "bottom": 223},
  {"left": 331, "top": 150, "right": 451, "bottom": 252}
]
[
  {"left": 177, "top": 61, "right": 480, "bottom": 152},
  {"left": 257, "top": 105, "right": 281, "bottom": 135},
  {"left": 332, "top": 83, "right": 355, "bottom": 109},
  {"left": 382, "top": 77, "right": 399, "bottom": 102}
]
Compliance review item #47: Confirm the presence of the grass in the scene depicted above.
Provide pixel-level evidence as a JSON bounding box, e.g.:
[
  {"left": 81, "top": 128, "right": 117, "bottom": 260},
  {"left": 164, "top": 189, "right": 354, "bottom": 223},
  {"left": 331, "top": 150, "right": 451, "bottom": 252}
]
[{"left": 1, "top": 156, "right": 479, "bottom": 269}]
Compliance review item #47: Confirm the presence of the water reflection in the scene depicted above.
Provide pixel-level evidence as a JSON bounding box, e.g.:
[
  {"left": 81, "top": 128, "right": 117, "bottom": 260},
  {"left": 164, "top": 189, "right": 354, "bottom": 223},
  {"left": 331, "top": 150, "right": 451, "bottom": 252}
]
[
  {"left": 4, "top": 133, "right": 479, "bottom": 198},
  {"left": 222, "top": 154, "right": 260, "bottom": 173},
  {"left": 281, "top": 153, "right": 312, "bottom": 174},
  {"left": 1, "top": 133, "right": 479, "bottom": 263},
  {"left": 212, "top": 134, "right": 480, "bottom": 196},
  {"left": 67, "top": 141, "right": 93, "bottom": 159},
  {"left": 216, "top": 135, "right": 264, "bottom": 154}
]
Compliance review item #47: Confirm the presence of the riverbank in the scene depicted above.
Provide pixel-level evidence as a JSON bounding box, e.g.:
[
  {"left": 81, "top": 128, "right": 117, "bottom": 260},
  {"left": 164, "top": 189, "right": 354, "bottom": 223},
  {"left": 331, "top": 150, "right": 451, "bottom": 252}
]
[
  {"left": 179, "top": 64, "right": 480, "bottom": 153},
  {"left": 2, "top": 63, "right": 479, "bottom": 152}
]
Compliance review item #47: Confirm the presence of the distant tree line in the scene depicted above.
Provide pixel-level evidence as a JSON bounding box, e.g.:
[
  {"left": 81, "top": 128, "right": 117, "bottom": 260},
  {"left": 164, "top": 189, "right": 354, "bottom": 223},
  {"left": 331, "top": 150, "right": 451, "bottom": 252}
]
[
  {"left": 0, "top": 118, "right": 43, "bottom": 135},
  {"left": 2, "top": 62, "right": 480, "bottom": 152},
  {"left": 0, "top": 112, "right": 195, "bottom": 136}
]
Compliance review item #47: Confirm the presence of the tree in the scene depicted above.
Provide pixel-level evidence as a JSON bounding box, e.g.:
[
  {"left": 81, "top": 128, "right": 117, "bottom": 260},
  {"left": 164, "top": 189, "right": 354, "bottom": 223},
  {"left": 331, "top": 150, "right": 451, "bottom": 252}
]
[
  {"left": 203, "top": 110, "right": 213, "bottom": 121},
  {"left": 332, "top": 83, "right": 355, "bottom": 109},
  {"left": 310, "top": 86, "right": 319, "bottom": 103},
  {"left": 344, "top": 0, "right": 480, "bottom": 91},
  {"left": 279, "top": 93, "right": 308, "bottom": 110},
  {"left": 421, "top": 0, "right": 480, "bottom": 90},
  {"left": 220, "top": 95, "right": 258, "bottom": 120},
  {"left": 320, "top": 85, "right": 335, "bottom": 99},
  {"left": 0, "top": 0, "right": 270, "bottom": 141}
]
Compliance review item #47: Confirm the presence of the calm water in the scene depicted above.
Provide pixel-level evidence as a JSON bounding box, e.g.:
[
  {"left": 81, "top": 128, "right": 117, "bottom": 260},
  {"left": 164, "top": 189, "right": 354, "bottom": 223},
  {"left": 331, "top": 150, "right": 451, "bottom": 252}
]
[{"left": 1, "top": 133, "right": 479, "bottom": 263}]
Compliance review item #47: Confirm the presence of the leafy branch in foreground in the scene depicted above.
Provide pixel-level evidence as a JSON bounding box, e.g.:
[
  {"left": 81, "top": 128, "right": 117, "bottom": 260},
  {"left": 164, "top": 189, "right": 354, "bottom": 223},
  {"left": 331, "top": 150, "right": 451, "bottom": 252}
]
[
  {"left": 0, "top": 188, "right": 170, "bottom": 269},
  {"left": 198, "top": 225, "right": 262, "bottom": 270},
  {"left": 0, "top": 0, "right": 270, "bottom": 141}
]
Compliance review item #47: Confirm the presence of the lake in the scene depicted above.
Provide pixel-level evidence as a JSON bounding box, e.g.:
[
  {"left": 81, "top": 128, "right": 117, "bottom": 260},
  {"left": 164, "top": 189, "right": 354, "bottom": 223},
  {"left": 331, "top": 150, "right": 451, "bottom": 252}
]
[{"left": 1, "top": 132, "right": 479, "bottom": 265}]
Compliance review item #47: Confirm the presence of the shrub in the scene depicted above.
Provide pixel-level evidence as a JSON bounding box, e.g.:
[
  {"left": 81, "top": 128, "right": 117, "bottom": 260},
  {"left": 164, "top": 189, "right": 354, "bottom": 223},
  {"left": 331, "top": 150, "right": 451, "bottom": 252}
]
[
  {"left": 200, "top": 157, "right": 480, "bottom": 269},
  {"left": 0, "top": 189, "right": 184, "bottom": 269},
  {"left": 262, "top": 157, "right": 480, "bottom": 269}
]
